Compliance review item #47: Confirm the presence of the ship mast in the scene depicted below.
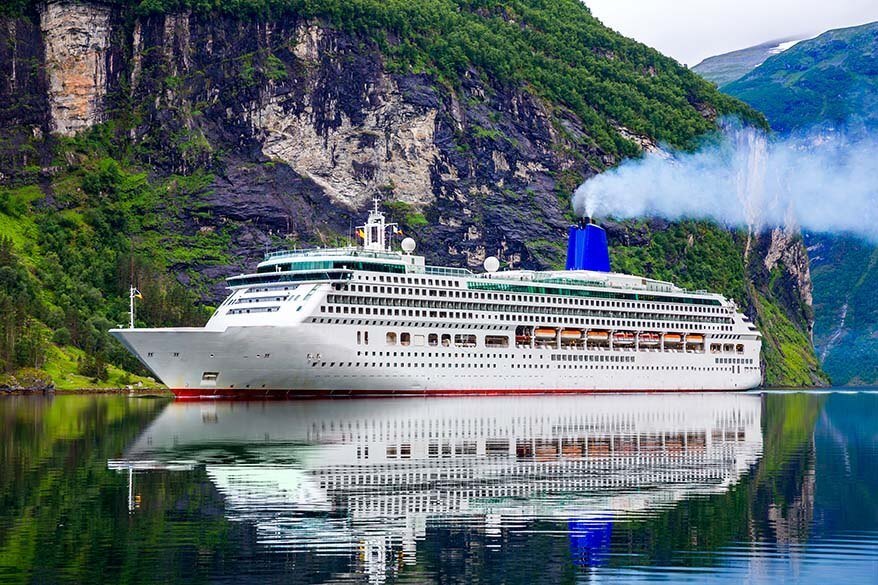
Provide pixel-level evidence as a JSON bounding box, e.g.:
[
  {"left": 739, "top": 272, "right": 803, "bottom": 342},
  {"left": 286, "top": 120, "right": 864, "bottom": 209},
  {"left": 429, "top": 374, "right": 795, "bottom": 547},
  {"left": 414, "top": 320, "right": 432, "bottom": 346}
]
[
  {"left": 129, "top": 285, "right": 142, "bottom": 329},
  {"left": 357, "top": 197, "right": 398, "bottom": 252}
]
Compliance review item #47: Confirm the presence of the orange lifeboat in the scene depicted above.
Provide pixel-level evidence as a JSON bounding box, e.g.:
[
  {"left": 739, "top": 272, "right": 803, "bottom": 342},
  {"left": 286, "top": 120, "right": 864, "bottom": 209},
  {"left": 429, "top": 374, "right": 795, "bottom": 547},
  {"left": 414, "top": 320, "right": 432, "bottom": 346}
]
[
  {"left": 561, "top": 329, "right": 582, "bottom": 341},
  {"left": 587, "top": 330, "right": 609, "bottom": 341},
  {"left": 663, "top": 333, "right": 683, "bottom": 344},
  {"left": 686, "top": 334, "right": 704, "bottom": 344},
  {"left": 534, "top": 328, "right": 556, "bottom": 340}
]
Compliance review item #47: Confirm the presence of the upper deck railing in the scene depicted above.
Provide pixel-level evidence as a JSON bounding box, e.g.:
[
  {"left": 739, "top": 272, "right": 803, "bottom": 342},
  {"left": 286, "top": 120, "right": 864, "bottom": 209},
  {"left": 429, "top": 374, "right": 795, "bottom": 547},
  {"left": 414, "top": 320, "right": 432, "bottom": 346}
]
[{"left": 263, "top": 247, "right": 406, "bottom": 263}]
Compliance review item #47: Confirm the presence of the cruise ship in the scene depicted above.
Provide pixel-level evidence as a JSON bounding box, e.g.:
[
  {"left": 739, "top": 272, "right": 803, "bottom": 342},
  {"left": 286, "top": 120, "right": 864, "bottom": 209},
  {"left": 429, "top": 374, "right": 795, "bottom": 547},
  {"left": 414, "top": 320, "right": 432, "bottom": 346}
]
[{"left": 110, "top": 200, "right": 762, "bottom": 398}]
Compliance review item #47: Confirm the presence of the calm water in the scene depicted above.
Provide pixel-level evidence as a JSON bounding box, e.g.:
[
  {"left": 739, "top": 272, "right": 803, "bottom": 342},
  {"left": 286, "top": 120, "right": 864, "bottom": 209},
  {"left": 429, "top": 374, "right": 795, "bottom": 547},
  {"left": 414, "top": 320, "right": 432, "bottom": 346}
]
[{"left": 0, "top": 391, "right": 876, "bottom": 585}]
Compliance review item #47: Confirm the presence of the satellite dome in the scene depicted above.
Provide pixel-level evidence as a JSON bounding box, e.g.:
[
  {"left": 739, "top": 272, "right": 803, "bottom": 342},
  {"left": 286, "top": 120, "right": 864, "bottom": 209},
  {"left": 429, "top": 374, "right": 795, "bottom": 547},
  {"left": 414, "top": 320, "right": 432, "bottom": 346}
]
[
  {"left": 401, "top": 237, "right": 416, "bottom": 253},
  {"left": 484, "top": 256, "right": 500, "bottom": 273}
]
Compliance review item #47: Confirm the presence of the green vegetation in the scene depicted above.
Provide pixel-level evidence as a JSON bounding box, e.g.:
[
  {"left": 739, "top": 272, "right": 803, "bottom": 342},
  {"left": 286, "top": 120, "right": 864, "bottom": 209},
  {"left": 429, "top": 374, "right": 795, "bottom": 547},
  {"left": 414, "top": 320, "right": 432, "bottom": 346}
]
[
  {"left": 383, "top": 200, "right": 429, "bottom": 231},
  {"left": 0, "top": 127, "right": 213, "bottom": 387},
  {"left": 754, "top": 291, "right": 826, "bottom": 387},
  {"left": 8, "top": 0, "right": 765, "bottom": 156},
  {"left": 809, "top": 236, "right": 878, "bottom": 385}
]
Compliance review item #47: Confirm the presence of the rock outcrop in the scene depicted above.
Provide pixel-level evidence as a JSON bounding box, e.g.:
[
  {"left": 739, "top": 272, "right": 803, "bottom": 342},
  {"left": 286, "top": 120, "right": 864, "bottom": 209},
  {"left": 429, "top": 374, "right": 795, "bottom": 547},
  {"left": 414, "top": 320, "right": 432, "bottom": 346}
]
[{"left": 40, "top": 1, "right": 113, "bottom": 136}]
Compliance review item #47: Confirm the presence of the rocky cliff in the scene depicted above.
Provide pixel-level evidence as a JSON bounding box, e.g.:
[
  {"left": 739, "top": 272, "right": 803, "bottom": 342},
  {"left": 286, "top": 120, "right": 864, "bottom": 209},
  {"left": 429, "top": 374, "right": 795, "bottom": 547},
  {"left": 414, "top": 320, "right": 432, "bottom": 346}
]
[{"left": 0, "top": 0, "right": 826, "bottom": 386}]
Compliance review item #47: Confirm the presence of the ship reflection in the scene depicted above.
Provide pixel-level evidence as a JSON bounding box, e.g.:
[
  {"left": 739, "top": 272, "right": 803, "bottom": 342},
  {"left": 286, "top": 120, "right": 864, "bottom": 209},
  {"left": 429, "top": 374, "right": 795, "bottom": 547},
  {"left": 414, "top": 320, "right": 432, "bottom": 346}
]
[{"left": 110, "top": 394, "right": 763, "bottom": 582}]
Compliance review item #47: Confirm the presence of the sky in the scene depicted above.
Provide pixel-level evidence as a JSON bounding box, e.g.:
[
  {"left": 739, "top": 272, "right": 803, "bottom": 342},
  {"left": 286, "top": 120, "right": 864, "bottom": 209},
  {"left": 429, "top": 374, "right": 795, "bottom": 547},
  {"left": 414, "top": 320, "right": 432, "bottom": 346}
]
[{"left": 585, "top": 0, "right": 878, "bottom": 66}]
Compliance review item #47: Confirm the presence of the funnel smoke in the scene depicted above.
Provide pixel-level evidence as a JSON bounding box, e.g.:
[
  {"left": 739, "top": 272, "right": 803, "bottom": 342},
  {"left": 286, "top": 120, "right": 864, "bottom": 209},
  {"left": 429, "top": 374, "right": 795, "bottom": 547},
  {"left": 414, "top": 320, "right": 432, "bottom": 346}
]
[{"left": 573, "top": 123, "right": 878, "bottom": 240}]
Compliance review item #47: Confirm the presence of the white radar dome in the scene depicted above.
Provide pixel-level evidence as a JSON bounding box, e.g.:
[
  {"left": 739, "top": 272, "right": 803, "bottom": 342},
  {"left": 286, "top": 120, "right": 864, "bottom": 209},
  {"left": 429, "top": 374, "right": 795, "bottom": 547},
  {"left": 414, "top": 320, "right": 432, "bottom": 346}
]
[
  {"left": 484, "top": 256, "right": 500, "bottom": 273},
  {"left": 401, "top": 237, "right": 417, "bottom": 253}
]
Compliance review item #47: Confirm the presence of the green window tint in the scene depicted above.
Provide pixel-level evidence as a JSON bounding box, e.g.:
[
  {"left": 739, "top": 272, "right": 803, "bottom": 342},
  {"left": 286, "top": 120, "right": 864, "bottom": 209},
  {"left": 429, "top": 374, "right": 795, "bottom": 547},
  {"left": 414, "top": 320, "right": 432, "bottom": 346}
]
[
  {"left": 467, "top": 281, "right": 721, "bottom": 306},
  {"left": 257, "top": 260, "right": 405, "bottom": 274}
]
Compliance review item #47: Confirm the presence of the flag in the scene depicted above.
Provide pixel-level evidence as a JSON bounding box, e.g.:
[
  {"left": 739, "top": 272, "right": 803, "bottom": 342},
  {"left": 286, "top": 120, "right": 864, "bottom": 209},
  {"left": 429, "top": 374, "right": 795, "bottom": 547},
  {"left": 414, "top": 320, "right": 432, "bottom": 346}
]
[
  {"left": 356, "top": 229, "right": 365, "bottom": 239},
  {"left": 134, "top": 289, "right": 143, "bottom": 300},
  {"left": 394, "top": 227, "right": 403, "bottom": 235}
]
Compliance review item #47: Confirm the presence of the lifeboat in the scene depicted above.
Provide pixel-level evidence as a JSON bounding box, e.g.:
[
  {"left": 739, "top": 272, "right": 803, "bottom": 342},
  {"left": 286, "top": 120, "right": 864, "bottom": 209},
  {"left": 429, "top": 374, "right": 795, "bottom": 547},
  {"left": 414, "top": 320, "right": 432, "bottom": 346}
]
[
  {"left": 515, "top": 335, "right": 532, "bottom": 344},
  {"left": 561, "top": 329, "right": 582, "bottom": 341},
  {"left": 686, "top": 334, "right": 704, "bottom": 344},
  {"left": 639, "top": 333, "right": 660, "bottom": 346},
  {"left": 534, "top": 328, "right": 556, "bottom": 340},
  {"left": 663, "top": 333, "right": 683, "bottom": 344},
  {"left": 587, "top": 330, "right": 609, "bottom": 341},
  {"left": 613, "top": 332, "right": 635, "bottom": 345}
]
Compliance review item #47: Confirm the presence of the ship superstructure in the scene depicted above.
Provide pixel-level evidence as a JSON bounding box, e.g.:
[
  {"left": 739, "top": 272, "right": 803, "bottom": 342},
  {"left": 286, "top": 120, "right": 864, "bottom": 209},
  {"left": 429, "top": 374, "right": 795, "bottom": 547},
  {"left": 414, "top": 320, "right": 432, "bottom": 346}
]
[{"left": 111, "top": 200, "right": 762, "bottom": 397}]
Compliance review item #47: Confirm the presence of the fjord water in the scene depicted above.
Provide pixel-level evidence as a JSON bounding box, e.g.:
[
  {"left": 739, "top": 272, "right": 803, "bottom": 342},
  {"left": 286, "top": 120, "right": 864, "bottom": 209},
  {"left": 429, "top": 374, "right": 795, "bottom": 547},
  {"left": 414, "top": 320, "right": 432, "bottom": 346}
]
[{"left": 0, "top": 392, "right": 875, "bottom": 585}]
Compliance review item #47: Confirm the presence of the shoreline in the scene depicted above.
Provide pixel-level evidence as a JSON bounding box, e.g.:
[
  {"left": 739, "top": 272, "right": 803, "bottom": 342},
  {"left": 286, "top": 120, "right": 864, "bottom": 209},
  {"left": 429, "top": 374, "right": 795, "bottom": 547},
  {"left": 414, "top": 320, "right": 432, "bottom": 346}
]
[
  {"left": 2, "top": 386, "right": 865, "bottom": 397},
  {"left": 2, "top": 387, "right": 172, "bottom": 396}
]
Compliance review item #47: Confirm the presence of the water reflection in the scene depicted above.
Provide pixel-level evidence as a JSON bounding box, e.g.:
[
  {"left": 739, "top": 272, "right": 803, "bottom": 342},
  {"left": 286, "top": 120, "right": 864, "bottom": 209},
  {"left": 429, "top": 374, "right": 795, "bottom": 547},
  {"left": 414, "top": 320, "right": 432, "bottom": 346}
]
[{"left": 110, "top": 394, "right": 763, "bottom": 582}]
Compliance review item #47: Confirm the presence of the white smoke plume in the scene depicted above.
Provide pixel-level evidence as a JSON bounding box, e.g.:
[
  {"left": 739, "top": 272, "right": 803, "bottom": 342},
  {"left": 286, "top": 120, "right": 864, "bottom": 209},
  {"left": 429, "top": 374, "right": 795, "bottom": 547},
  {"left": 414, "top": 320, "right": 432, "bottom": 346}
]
[{"left": 572, "top": 123, "right": 878, "bottom": 241}]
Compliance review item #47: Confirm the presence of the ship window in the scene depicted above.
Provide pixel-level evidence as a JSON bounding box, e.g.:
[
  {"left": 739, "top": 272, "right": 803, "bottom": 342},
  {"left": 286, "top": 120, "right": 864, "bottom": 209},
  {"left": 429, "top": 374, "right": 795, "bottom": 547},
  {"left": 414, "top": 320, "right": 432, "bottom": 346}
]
[
  {"left": 485, "top": 335, "right": 509, "bottom": 348},
  {"left": 428, "top": 334, "right": 438, "bottom": 347},
  {"left": 441, "top": 334, "right": 451, "bottom": 347},
  {"left": 401, "top": 332, "right": 411, "bottom": 346}
]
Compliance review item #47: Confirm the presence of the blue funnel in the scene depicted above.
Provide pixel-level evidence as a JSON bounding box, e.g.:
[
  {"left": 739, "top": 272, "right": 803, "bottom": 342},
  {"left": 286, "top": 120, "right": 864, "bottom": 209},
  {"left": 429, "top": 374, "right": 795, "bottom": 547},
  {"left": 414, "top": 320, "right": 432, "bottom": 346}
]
[{"left": 565, "top": 223, "right": 610, "bottom": 272}]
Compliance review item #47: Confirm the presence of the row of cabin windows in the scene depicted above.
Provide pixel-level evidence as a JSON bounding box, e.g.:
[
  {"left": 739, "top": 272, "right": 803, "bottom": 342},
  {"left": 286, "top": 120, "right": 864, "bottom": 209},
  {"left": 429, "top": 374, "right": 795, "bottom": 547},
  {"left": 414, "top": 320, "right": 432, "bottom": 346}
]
[
  {"left": 328, "top": 294, "right": 732, "bottom": 326},
  {"left": 326, "top": 304, "right": 732, "bottom": 332},
  {"left": 227, "top": 306, "right": 280, "bottom": 315},
  {"left": 314, "top": 361, "right": 500, "bottom": 369},
  {"left": 548, "top": 364, "right": 753, "bottom": 372},
  {"left": 345, "top": 284, "right": 725, "bottom": 314},
  {"left": 357, "top": 350, "right": 537, "bottom": 359},
  {"left": 390, "top": 332, "right": 507, "bottom": 348},
  {"left": 311, "top": 361, "right": 752, "bottom": 373},
  {"left": 552, "top": 354, "right": 635, "bottom": 363},
  {"left": 356, "top": 331, "right": 509, "bottom": 349},
  {"left": 711, "top": 344, "right": 745, "bottom": 354},
  {"left": 469, "top": 281, "right": 722, "bottom": 307}
]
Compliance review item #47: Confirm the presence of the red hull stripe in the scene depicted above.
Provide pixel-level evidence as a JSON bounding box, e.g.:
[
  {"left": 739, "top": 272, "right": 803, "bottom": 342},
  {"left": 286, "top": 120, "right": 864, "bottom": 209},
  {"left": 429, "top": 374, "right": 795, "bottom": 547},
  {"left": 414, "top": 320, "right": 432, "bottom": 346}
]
[{"left": 171, "top": 387, "right": 739, "bottom": 400}]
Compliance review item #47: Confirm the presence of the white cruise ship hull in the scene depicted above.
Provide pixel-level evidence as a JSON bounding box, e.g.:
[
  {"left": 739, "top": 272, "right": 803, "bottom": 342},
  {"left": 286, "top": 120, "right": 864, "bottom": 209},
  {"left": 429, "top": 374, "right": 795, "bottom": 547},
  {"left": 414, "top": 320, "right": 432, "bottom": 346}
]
[{"left": 111, "top": 322, "right": 762, "bottom": 398}]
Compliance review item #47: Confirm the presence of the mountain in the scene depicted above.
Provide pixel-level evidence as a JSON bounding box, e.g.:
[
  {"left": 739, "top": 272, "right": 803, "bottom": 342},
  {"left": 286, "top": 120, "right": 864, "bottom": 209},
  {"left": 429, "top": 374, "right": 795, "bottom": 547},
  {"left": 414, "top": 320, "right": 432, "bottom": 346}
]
[
  {"left": 692, "top": 37, "right": 804, "bottom": 88},
  {"left": 723, "top": 22, "right": 878, "bottom": 133},
  {"left": 709, "top": 21, "right": 878, "bottom": 385},
  {"left": 0, "top": 0, "right": 824, "bottom": 388},
  {"left": 807, "top": 235, "right": 878, "bottom": 384}
]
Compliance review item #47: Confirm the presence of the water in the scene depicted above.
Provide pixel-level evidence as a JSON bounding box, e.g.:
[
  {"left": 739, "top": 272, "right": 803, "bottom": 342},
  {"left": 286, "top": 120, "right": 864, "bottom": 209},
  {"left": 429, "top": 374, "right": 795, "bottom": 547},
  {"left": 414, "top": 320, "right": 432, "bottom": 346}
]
[{"left": 0, "top": 391, "right": 875, "bottom": 584}]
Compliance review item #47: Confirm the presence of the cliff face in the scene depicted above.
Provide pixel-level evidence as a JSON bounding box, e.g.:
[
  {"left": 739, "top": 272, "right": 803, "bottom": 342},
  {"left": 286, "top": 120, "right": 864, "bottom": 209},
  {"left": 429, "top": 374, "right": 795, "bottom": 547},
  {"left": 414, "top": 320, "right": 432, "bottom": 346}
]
[
  {"left": 0, "top": 1, "right": 826, "bottom": 385},
  {"left": 5, "top": 2, "right": 607, "bottom": 287}
]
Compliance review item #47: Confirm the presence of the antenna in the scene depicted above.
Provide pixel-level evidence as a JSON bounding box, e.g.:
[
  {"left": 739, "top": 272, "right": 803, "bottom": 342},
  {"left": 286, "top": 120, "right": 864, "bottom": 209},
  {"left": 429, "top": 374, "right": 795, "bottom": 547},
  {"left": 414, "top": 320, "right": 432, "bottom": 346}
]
[{"left": 129, "top": 256, "right": 137, "bottom": 329}]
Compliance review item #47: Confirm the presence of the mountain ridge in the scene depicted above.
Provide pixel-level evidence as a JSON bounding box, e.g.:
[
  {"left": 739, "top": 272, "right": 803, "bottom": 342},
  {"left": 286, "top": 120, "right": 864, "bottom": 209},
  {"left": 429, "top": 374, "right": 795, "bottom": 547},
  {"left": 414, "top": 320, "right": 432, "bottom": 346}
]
[{"left": 692, "top": 36, "right": 805, "bottom": 87}]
